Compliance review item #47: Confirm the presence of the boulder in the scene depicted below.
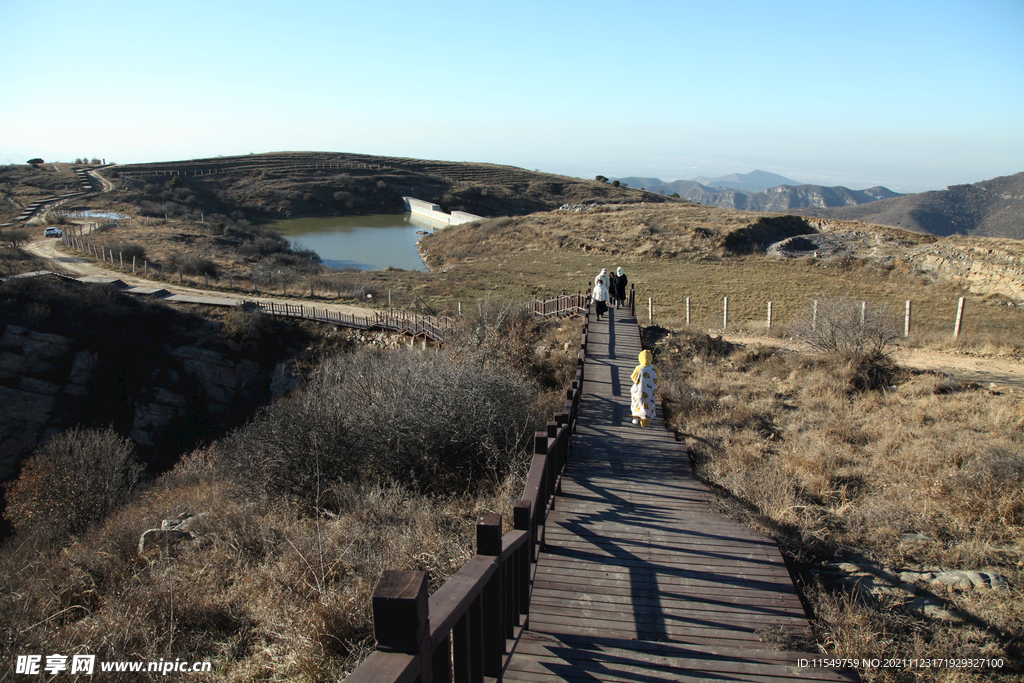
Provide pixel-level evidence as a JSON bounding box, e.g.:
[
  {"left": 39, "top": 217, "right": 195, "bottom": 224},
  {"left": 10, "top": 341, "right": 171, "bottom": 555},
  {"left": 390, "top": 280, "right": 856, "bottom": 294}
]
[
  {"left": 138, "top": 528, "right": 193, "bottom": 556},
  {"left": 138, "top": 513, "right": 207, "bottom": 556}
]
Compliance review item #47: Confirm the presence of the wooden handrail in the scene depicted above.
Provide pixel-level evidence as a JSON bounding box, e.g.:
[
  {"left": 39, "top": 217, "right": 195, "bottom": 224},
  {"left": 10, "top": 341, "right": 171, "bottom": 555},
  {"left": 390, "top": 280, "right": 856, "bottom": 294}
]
[{"left": 347, "top": 295, "right": 592, "bottom": 682}]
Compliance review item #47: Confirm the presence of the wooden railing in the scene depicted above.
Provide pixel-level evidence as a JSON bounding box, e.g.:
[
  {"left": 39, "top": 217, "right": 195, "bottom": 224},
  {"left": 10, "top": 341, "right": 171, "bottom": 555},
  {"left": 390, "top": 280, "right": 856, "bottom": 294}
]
[
  {"left": 250, "top": 294, "right": 590, "bottom": 343},
  {"left": 531, "top": 292, "right": 587, "bottom": 318},
  {"left": 241, "top": 301, "right": 459, "bottom": 343},
  {"left": 346, "top": 300, "right": 591, "bottom": 683}
]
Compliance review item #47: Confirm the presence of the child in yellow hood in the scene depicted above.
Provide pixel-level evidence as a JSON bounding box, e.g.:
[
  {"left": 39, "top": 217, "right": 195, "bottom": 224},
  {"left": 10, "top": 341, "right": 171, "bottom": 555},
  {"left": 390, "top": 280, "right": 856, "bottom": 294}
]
[{"left": 630, "top": 350, "right": 658, "bottom": 427}]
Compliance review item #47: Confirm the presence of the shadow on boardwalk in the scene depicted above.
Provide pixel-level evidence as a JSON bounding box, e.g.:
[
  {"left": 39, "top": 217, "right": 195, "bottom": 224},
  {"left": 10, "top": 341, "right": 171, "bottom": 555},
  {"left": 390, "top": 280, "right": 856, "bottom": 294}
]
[{"left": 504, "top": 305, "right": 859, "bottom": 682}]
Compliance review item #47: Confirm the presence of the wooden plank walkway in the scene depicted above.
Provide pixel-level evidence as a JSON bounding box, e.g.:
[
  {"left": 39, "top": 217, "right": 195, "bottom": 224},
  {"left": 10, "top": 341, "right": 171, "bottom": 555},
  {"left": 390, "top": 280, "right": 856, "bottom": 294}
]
[{"left": 504, "top": 303, "right": 858, "bottom": 682}]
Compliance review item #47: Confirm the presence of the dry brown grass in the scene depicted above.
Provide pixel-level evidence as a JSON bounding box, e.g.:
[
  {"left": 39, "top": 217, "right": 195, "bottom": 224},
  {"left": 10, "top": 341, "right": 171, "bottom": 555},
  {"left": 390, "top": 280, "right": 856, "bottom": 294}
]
[
  {"left": 0, "top": 470, "right": 521, "bottom": 681},
  {"left": 418, "top": 205, "right": 1021, "bottom": 352},
  {"left": 1, "top": 309, "right": 580, "bottom": 681},
  {"left": 651, "top": 327, "right": 1023, "bottom": 680}
]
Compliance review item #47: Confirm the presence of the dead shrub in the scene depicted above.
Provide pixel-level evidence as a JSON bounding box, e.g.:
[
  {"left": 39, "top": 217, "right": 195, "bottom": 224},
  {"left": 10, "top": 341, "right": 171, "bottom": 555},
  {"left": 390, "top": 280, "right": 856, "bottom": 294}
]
[
  {"left": 217, "top": 347, "right": 537, "bottom": 499},
  {"left": 791, "top": 295, "right": 903, "bottom": 362},
  {"left": 5, "top": 426, "right": 144, "bottom": 537}
]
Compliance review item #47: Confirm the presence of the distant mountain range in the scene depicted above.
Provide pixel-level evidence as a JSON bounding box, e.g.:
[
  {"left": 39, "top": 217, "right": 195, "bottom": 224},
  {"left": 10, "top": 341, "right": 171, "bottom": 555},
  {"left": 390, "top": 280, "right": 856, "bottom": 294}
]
[
  {"left": 613, "top": 170, "right": 800, "bottom": 195},
  {"left": 611, "top": 169, "right": 1023, "bottom": 240},
  {"left": 793, "top": 172, "right": 1024, "bottom": 240},
  {"left": 613, "top": 170, "right": 904, "bottom": 212}
]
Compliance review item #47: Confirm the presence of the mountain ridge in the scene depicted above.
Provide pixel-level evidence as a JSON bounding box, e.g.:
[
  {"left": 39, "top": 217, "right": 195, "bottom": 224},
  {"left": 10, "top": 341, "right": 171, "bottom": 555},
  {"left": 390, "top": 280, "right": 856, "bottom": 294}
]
[
  {"left": 613, "top": 174, "right": 904, "bottom": 213},
  {"left": 792, "top": 172, "right": 1024, "bottom": 240}
]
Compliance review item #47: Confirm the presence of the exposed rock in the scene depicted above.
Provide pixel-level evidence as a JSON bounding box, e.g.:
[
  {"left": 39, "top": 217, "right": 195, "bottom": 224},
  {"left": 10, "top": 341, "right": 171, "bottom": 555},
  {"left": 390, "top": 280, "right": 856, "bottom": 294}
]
[
  {"left": 160, "top": 511, "right": 207, "bottom": 532},
  {"left": 67, "top": 350, "right": 98, "bottom": 384},
  {"left": 138, "top": 528, "right": 194, "bottom": 556},
  {"left": 138, "top": 512, "right": 208, "bottom": 556},
  {"left": 810, "top": 556, "right": 1008, "bottom": 624},
  {"left": 172, "top": 346, "right": 261, "bottom": 404},
  {"left": 270, "top": 361, "right": 302, "bottom": 398},
  {"left": 931, "top": 570, "right": 1008, "bottom": 592}
]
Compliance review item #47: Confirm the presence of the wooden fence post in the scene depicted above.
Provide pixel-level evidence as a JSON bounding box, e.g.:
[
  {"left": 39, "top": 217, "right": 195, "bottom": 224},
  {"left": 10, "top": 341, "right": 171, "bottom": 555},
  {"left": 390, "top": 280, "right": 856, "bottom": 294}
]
[
  {"left": 723, "top": 296, "right": 729, "bottom": 330},
  {"left": 477, "top": 513, "right": 504, "bottom": 678},
  {"left": 370, "top": 571, "right": 432, "bottom": 681},
  {"left": 648, "top": 298, "right": 653, "bottom": 325},
  {"left": 905, "top": 300, "right": 912, "bottom": 337},
  {"left": 954, "top": 297, "right": 966, "bottom": 338},
  {"left": 767, "top": 301, "right": 773, "bottom": 330},
  {"left": 513, "top": 500, "right": 532, "bottom": 614},
  {"left": 686, "top": 297, "right": 690, "bottom": 326},
  {"left": 813, "top": 300, "right": 819, "bottom": 332}
]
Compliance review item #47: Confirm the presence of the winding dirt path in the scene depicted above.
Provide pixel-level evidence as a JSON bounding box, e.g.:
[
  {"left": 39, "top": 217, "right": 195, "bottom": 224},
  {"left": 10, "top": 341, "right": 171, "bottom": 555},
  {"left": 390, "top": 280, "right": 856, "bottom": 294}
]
[
  {"left": 24, "top": 236, "right": 379, "bottom": 319},
  {"left": 721, "top": 333, "right": 1024, "bottom": 391}
]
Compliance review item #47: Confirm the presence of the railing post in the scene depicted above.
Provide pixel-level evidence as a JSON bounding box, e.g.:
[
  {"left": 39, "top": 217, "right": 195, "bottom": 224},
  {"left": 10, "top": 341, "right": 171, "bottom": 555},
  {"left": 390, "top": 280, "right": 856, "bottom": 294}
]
[
  {"left": 477, "top": 513, "right": 504, "bottom": 680},
  {"left": 371, "top": 570, "right": 433, "bottom": 681},
  {"left": 513, "top": 500, "right": 532, "bottom": 616},
  {"left": 556, "top": 413, "right": 570, "bottom": 474}
]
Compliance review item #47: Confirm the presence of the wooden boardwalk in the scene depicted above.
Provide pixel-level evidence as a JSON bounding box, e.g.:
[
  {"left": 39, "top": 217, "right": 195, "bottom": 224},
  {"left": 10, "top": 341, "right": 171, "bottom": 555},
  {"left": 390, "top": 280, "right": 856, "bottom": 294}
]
[{"left": 504, "top": 304, "right": 857, "bottom": 682}]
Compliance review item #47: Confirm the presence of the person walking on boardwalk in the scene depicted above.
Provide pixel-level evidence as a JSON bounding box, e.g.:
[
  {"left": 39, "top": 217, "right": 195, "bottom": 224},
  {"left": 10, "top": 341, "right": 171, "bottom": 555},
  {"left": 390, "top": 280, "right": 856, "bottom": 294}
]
[
  {"left": 592, "top": 277, "right": 610, "bottom": 320},
  {"left": 614, "top": 267, "right": 628, "bottom": 309},
  {"left": 608, "top": 269, "right": 620, "bottom": 308},
  {"left": 630, "top": 350, "right": 658, "bottom": 427}
]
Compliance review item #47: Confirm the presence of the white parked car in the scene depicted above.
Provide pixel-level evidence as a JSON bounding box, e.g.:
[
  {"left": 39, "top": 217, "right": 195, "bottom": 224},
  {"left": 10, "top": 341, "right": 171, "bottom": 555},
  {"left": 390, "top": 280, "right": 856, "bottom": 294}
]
[{"left": 44, "top": 227, "right": 62, "bottom": 237}]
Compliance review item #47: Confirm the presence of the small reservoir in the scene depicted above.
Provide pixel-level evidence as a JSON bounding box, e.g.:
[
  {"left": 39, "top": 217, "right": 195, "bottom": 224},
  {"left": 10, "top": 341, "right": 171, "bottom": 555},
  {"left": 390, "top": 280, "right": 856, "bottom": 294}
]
[{"left": 265, "top": 213, "right": 443, "bottom": 271}]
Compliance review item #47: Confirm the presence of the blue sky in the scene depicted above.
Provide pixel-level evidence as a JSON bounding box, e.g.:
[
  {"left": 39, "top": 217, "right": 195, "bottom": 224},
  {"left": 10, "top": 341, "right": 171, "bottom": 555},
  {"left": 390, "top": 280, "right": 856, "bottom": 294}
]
[{"left": 1, "top": 0, "right": 1021, "bottom": 192}]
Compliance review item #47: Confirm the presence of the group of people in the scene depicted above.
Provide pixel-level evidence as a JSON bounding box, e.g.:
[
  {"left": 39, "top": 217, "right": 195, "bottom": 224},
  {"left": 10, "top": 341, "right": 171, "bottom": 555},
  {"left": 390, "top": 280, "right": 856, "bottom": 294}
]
[
  {"left": 591, "top": 267, "right": 628, "bottom": 320},
  {"left": 589, "top": 268, "right": 658, "bottom": 428}
]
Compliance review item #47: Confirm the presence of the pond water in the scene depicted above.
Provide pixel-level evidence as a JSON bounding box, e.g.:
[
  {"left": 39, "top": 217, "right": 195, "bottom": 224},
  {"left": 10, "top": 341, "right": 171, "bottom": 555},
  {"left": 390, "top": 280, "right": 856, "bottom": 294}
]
[
  {"left": 264, "top": 213, "right": 443, "bottom": 271},
  {"left": 71, "top": 210, "right": 130, "bottom": 219}
]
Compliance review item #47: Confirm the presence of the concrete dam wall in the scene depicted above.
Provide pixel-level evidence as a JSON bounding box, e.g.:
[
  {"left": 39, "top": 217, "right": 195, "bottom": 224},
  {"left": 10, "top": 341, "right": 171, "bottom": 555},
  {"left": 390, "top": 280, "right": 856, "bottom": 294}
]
[{"left": 403, "top": 197, "right": 482, "bottom": 226}]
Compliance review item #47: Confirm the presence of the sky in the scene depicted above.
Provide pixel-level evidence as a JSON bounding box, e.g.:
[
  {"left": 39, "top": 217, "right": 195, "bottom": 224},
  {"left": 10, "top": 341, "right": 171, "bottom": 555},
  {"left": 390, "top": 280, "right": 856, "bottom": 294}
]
[{"left": 1, "top": 0, "right": 1022, "bottom": 193}]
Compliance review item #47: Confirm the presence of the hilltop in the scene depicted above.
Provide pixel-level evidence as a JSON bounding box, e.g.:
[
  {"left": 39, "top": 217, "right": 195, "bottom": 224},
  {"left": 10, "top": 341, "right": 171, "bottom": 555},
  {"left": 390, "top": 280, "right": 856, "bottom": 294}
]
[
  {"left": 793, "top": 172, "right": 1024, "bottom": 240},
  {"left": 99, "top": 151, "right": 680, "bottom": 222}
]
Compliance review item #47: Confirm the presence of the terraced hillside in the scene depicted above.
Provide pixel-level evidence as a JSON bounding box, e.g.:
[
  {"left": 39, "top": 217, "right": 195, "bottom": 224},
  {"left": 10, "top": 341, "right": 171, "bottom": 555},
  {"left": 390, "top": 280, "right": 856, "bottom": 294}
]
[{"left": 107, "top": 151, "right": 679, "bottom": 220}]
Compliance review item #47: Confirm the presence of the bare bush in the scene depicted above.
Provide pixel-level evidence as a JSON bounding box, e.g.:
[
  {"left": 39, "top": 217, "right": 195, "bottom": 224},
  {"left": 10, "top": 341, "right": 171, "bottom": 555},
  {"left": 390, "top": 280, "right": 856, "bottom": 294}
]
[
  {"left": 5, "top": 427, "right": 144, "bottom": 537},
  {"left": 180, "top": 255, "right": 218, "bottom": 277},
  {"left": 452, "top": 297, "right": 536, "bottom": 372},
  {"left": 217, "top": 348, "right": 537, "bottom": 499},
  {"left": 1, "top": 229, "right": 30, "bottom": 249},
  {"left": 110, "top": 242, "right": 147, "bottom": 262},
  {"left": 791, "top": 295, "right": 903, "bottom": 361}
]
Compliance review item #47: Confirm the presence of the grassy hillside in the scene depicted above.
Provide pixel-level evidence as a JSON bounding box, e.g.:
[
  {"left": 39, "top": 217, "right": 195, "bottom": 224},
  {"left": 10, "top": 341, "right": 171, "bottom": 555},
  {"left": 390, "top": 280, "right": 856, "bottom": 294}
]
[
  {"left": 795, "top": 172, "right": 1024, "bottom": 240},
  {"left": 103, "top": 151, "right": 678, "bottom": 222},
  {"left": 420, "top": 205, "right": 1024, "bottom": 348}
]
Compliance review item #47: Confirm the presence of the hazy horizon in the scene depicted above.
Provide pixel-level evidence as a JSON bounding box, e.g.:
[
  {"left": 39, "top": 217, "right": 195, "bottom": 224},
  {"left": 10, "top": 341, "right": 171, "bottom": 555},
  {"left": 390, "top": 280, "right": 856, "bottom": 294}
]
[{"left": 3, "top": 0, "right": 1021, "bottom": 195}]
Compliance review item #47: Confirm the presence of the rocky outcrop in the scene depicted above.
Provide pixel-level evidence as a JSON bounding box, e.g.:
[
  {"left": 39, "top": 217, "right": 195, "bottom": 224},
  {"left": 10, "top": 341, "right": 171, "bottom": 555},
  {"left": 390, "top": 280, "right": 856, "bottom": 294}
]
[
  {"left": 810, "top": 554, "right": 1010, "bottom": 624},
  {"left": 763, "top": 220, "right": 1024, "bottom": 303},
  {"left": 1, "top": 322, "right": 300, "bottom": 480},
  {"left": 910, "top": 240, "right": 1024, "bottom": 303},
  {"left": 138, "top": 512, "right": 207, "bottom": 556},
  {"left": 0, "top": 326, "right": 96, "bottom": 479}
]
